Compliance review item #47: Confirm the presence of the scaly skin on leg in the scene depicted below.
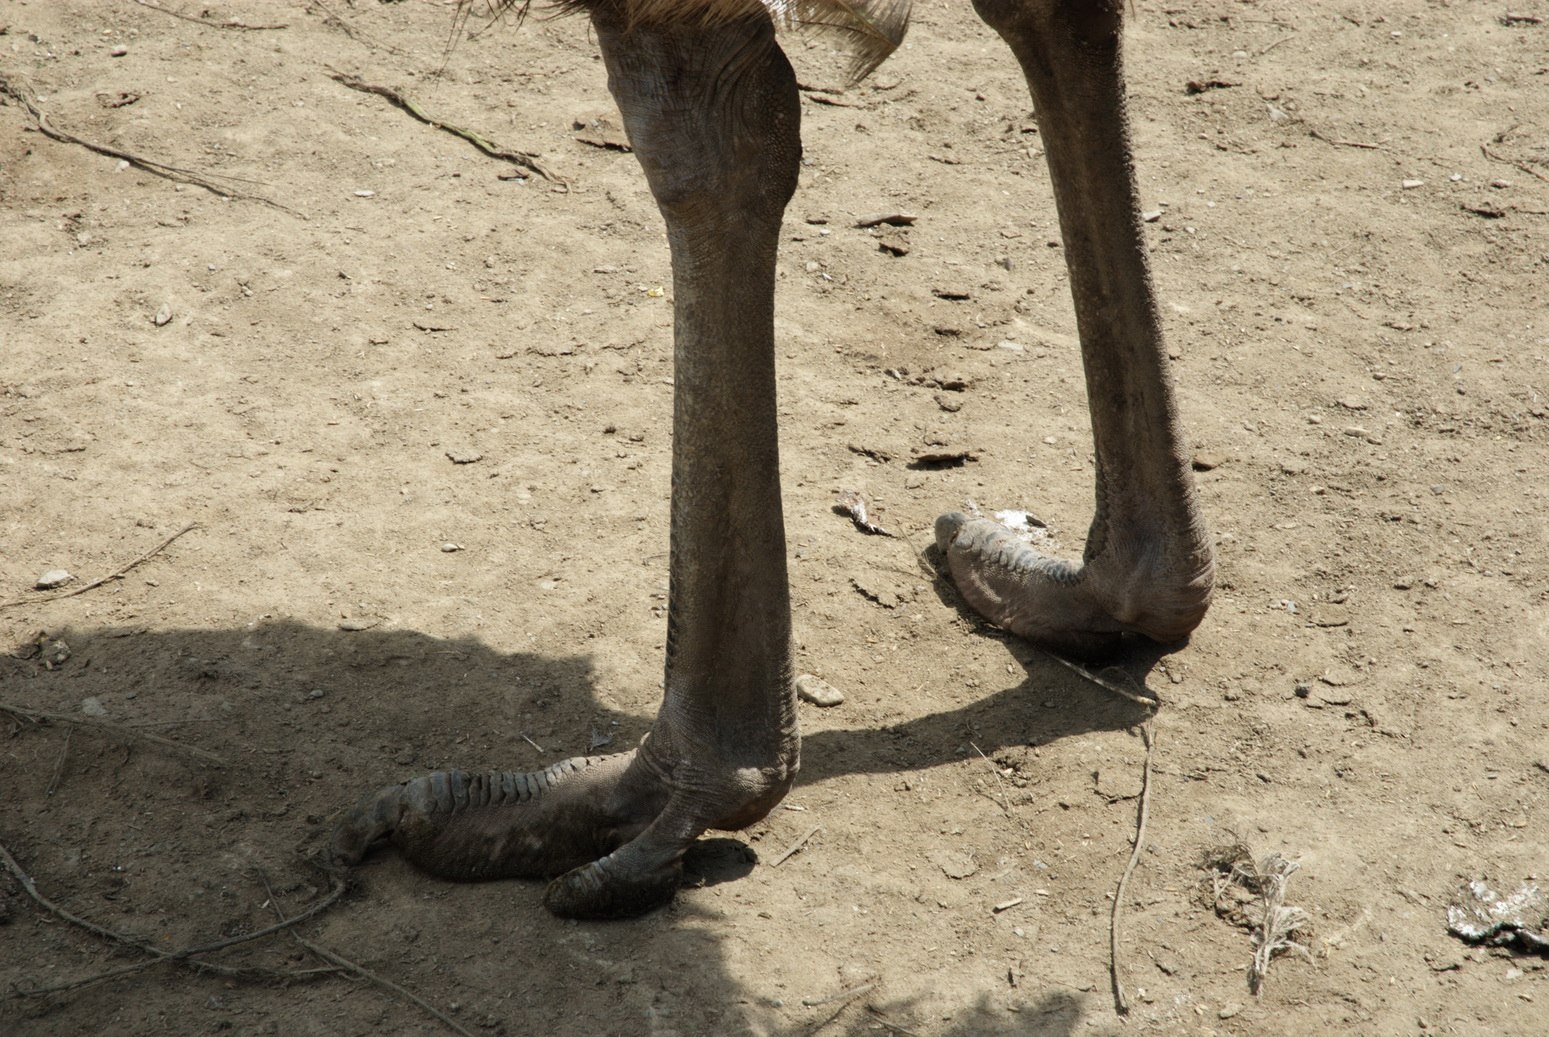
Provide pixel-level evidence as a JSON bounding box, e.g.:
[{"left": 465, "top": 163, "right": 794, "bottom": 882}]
[
  {"left": 937, "top": 0, "right": 1215, "bottom": 657},
  {"left": 331, "top": 8, "right": 802, "bottom": 919}
]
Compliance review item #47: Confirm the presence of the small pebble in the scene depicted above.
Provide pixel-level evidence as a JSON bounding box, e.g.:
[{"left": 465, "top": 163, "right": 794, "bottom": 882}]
[
  {"left": 440, "top": 542, "right": 462, "bottom": 553},
  {"left": 110, "top": 45, "right": 128, "bottom": 57},
  {"left": 35, "top": 569, "right": 74, "bottom": 590},
  {"left": 153, "top": 303, "right": 172, "bottom": 326},
  {"left": 81, "top": 697, "right": 107, "bottom": 717},
  {"left": 1192, "top": 452, "right": 1224, "bottom": 472},
  {"left": 1401, "top": 178, "right": 1425, "bottom": 190},
  {"left": 795, "top": 673, "right": 845, "bottom": 707},
  {"left": 41, "top": 640, "right": 71, "bottom": 667}
]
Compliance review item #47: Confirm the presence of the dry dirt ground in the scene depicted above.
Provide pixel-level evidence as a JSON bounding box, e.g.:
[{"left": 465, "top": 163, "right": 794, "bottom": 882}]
[{"left": 3, "top": 1, "right": 1548, "bottom": 1035}]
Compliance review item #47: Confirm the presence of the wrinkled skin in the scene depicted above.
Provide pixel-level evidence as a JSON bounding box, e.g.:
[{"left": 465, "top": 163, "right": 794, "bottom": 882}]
[{"left": 331, "top": 0, "right": 1214, "bottom": 918}]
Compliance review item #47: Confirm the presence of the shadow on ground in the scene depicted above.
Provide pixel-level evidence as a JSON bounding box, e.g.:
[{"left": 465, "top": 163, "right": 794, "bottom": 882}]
[{"left": 2, "top": 618, "right": 1133, "bottom": 1035}]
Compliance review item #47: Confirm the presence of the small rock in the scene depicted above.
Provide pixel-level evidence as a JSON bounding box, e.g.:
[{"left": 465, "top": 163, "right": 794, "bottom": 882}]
[
  {"left": 445, "top": 451, "right": 483, "bottom": 465},
  {"left": 153, "top": 303, "right": 172, "bottom": 326},
  {"left": 996, "top": 340, "right": 1024, "bottom": 352},
  {"left": 928, "top": 849, "right": 978, "bottom": 879},
  {"left": 110, "top": 45, "right": 128, "bottom": 57},
  {"left": 1310, "top": 604, "right": 1351, "bottom": 627},
  {"left": 795, "top": 673, "right": 845, "bottom": 707},
  {"left": 440, "top": 542, "right": 462, "bottom": 553},
  {"left": 35, "top": 569, "right": 74, "bottom": 590},
  {"left": 1095, "top": 767, "right": 1144, "bottom": 801},
  {"left": 1401, "top": 179, "right": 1425, "bottom": 190},
  {"left": 81, "top": 696, "right": 107, "bottom": 717},
  {"left": 1219, "top": 1002, "right": 1244, "bottom": 1019},
  {"left": 1192, "top": 452, "right": 1224, "bottom": 472},
  {"left": 1319, "top": 665, "right": 1361, "bottom": 688},
  {"left": 337, "top": 618, "right": 380, "bottom": 631},
  {"left": 877, "top": 231, "right": 910, "bottom": 256},
  {"left": 935, "top": 392, "right": 962, "bottom": 413},
  {"left": 353, "top": 189, "right": 376, "bottom": 198}
]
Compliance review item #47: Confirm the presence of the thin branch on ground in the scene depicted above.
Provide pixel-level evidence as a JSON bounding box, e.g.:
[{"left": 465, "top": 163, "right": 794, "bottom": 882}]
[
  {"left": 969, "top": 742, "right": 1017, "bottom": 823},
  {"left": 44, "top": 727, "right": 73, "bottom": 797},
  {"left": 0, "top": 77, "right": 301, "bottom": 214},
  {"left": 770, "top": 824, "right": 822, "bottom": 867},
  {"left": 0, "top": 840, "right": 345, "bottom": 996},
  {"left": 1308, "top": 127, "right": 1385, "bottom": 150},
  {"left": 1110, "top": 721, "right": 1155, "bottom": 1016},
  {"left": 133, "top": 0, "right": 288, "bottom": 30},
  {"left": 865, "top": 1007, "right": 926, "bottom": 1037},
  {"left": 1042, "top": 652, "right": 1160, "bottom": 709},
  {"left": 0, "top": 704, "right": 227, "bottom": 768},
  {"left": 328, "top": 70, "right": 559, "bottom": 182},
  {"left": 260, "top": 874, "right": 479, "bottom": 1037},
  {"left": 800, "top": 981, "right": 876, "bottom": 1037},
  {"left": 309, "top": 0, "right": 407, "bottom": 55},
  {"left": 0, "top": 522, "right": 200, "bottom": 610},
  {"left": 1481, "top": 143, "right": 1549, "bottom": 183}
]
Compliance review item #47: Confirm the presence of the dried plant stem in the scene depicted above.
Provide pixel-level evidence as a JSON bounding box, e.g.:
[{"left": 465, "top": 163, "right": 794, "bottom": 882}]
[
  {"left": 0, "top": 522, "right": 200, "bottom": 610},
  {"left": 260, "top": 876, "right": 479, "bottom": 1037},
  {"left": 0, "top": 840, "right": 345, "bottom": 996},
  {"left": 1110, "top": 721, "right": 1155, "bottom": 1015},
  {"left": 0, "top": 703, "right": 226, "bottom": 768}
]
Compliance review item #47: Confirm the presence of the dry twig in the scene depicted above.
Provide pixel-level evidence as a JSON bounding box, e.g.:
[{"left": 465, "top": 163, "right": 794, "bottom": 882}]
[
  {"left": 1308, "top": 127, "right": 1385, "bottom": 150},
  {"left": 309, "top": 0, "right": 406, "bottom": 54},
  {"left": 0, "top": 522, "right": 200, "bottom": 610},
  {"left": 133, "top": 0, "right": 287, "bottom": 30},
  {"left": 1482, "top": 143, "right": 1549, "bottom": 183},
  {"left": 770, "top": 824, "right": 822, "bottom": 867},
  {"left": 0, "top": 703, "right": 227, "bottom": 767},
  {"left": 44, "top": 727, "right": 73, "bottom": 797},
  {"left": 1109, "top": 721, "right": 1155, "bottom": 1015},
  {"left": 261, "top": 875, "right": 479, "bottom": 1037},
  {"left": 0, "top": 77, "right": 299, "bottom": 212},
  {"left": 329, "top": 70, "right": 559, "bottom": 182},
  {"left": 0, "top": 841, "right": 344, "bottom": 996},
  {"left": 969, "top": 742, "right": 1015, "bottom": 821},
  {"left": 1042, "top": 652, "right": 1160, "bottom": 709},
  {"left": 865, "top": 1007, "right": 925, "bottom": 1037}
]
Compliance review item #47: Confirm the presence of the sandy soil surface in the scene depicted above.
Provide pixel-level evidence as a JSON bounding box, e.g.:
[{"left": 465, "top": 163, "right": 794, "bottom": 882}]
[{"left": 3, "top": 2, "right": 1547, "bottom": 1034}]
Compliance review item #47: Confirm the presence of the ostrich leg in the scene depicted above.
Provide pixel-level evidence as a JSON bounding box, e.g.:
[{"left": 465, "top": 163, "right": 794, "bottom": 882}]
[
  {"left": 936, "top": 0, "right": 1215, "bottom": 658},
  {"left": 331, "top": 9, "right": 802, "bottom": 918}
]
